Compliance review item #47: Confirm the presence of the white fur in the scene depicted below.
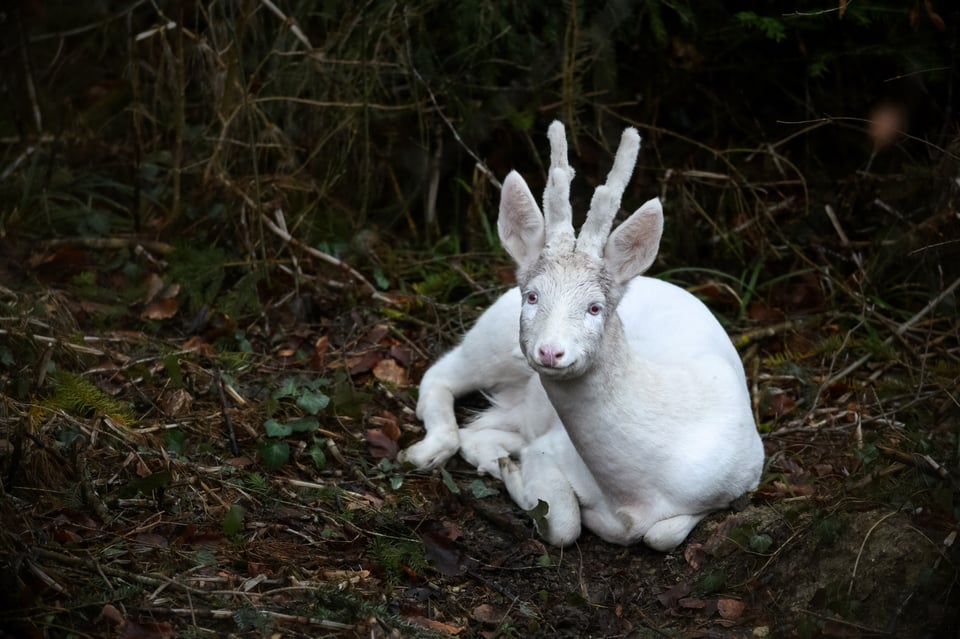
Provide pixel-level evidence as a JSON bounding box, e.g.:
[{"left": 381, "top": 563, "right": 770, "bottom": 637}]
[{"left": 398, "top": 122, "right": 764, "bottom": 550}]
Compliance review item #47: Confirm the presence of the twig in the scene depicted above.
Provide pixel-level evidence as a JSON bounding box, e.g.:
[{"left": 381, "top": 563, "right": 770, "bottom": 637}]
[
  {"left": 848, "top": 510, "right": 898, "bottom": 596},
  {"left": 215, "top": 370, "right": 240, "bottom": 456},
  {"left": 170, "top": 5, "right": 185, "bottom": 225},
  {"left": 145, "top": 607, "right": 353, "bottom": 630},
  {"left": 258, "top": 0, "right": 313, "bottom": 50},
  {"left": 732, "top": 318, "right": 808, "bottom": 348},
  {"left": 77, "top": 443, "right": 112, "bottom": 522},
  {"left": 404, "top": 53, "right": 501, "bottom": 190},
  {"left": 877, "top": 445, "right": 958, "bottom": 488},
  {"left": 827, "top": 274, "right": 960, "bottom": 385},
  {"left": 41, "top": 236, "right": 174, "bottom": 255},
  {"left": 17, "top": 13, "right": 43, "bottom": 133},
  {"left": 260, "top": 209, "right": 393, "bottom": 304},
  {"left": 0, "top": 329, "right": 106, "bottom": 356},
  {"left": 823, "top": 204, "right": 850, "bottom": 247}
]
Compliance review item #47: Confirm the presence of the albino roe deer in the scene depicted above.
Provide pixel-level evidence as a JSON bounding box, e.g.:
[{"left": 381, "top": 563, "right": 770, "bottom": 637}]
[{"left": 399, "top": 122, "right": 764, "bottom": 550}]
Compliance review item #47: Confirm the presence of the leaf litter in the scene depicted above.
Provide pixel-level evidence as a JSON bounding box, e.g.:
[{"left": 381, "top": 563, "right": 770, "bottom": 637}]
[{"left": 2, "top": 243, "right": 956, "bottom": 638}]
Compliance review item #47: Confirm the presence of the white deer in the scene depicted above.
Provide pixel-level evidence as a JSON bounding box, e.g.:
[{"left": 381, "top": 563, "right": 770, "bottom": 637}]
[{"left": 399, "top": 122, "right": 764, "bottom": 550}]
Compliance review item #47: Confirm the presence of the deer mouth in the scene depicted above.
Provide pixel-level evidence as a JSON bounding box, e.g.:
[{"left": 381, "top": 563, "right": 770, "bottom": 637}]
[{"left": 530, "top": 357, "right": 583, "bottom": 380}]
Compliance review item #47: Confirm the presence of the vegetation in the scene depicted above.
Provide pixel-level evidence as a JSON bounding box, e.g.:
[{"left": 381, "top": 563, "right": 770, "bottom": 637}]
[{"left": 0, "top": 1, "right": 957, "bottom": 637}]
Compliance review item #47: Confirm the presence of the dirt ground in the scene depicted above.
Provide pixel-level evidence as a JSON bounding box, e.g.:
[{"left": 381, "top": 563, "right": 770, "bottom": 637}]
[{"left": 1, "top": 264, "right": 958, "bottom": 639}]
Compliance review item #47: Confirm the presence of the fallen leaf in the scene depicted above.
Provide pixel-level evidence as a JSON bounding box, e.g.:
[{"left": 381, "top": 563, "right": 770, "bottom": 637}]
[
  {"left": 761, "top": 392, "right": 796, "bottom": 419},
  {"left": 182, "top": 335, "right": 213, "bottom": 356},
  {"left": 143, "top": 273, "right": 166, "bottom": 303},
  {"left": 679, "top": 597, "right": 706, "bottom": 609},
  {"left": 311, "top": 335, "right": 329, "bottom": 370},
  {"left": 684, "top": 543, "right": 706, "bottom": 570},
  {"left": 404, "top": 616, "right": 463, "bottom": 635},
  {"left": 657, "top": 581, "right": 692, "bottom": 608},
  {"left": 421, "top": 523, "right": 469, "bottom": 576},
  {"left": 120, "top": 620, "right": 176, "bottom": 639},
  {"left": 95, "top": 604, "right": 126, "bottom": 627},
  {"left": 717, "top": 598, "right": 745, "bottom": 620},
  {"left": 388, "top": 344, "right": 413, "bottom": 367},
  {"left": 472, "top": 603, "right": 508, "bottom": 624},
  {"left": 159, "top": 388, "right": 193, "bottom": 415},
  {"left": 368, "top": 413, "right": 401, "bottom": 441},
  {"left": 365, "top": 324, "right": 390, "bottom": 345},
  {"left": 141, "top": 296, "right": 178, "bottom": 320},
  {"left": 95, "top": 603, "right": 176, "bottom": 639},
  {"left": 345, "top": 350, "right": 382, "bottom": 375},
  {"left": 365, "top": 428, "right": 398, "bottom": 459},
  {"left": 373, "top": 357, "right": 407, "bottom": 386}
]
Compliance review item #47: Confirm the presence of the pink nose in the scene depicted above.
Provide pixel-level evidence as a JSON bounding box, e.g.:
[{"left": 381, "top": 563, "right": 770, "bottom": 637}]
[{"left": 537, "top": 344, "right": 565, "bottom": 367}]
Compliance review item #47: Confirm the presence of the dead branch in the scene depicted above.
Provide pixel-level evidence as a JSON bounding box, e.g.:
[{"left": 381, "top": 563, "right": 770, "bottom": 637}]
[
  {"left": 261, "top": 208, "right": 393, "bottom": 304},
  {"left": 827, "top": 274, "right": 960, "bottom": 385}
]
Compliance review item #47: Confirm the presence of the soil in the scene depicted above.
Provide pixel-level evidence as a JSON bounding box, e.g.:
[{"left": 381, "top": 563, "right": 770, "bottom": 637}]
[{"left": 0, "top": 276, "right": 958, "bottom": 639}]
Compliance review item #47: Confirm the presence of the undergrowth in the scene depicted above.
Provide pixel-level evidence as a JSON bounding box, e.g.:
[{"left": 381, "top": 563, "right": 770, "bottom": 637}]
[{"left": 0, "top": 2, "right": 958, "bottom": 637}]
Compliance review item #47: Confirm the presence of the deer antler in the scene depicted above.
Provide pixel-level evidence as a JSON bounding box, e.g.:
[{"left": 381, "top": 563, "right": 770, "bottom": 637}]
[
  {"left": 542, "top": 121, "right": 576, "bottom": 253},
  {"left": 576, "top": 127, "right": 641, "bottom": 258}
]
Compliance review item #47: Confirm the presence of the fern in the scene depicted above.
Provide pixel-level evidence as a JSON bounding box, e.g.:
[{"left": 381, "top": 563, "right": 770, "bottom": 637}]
[
  {"left": 44, "top": 371, "right": 134, "bottom": 426},
  {"left": 168, "top": 244, "right": 228, "bottom": 313},
  {"left": 734, "top": 11, "right": 787, "bottom": 43}
]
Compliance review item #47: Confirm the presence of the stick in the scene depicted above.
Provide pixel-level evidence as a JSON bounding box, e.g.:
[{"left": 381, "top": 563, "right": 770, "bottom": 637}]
[
  {"left": 261, "top": 209, "right": 393, "bottom": 304},
  {"left": 827, "top": 275, "right": 960, "bottom": 385},
  {"left": 215, "top": 370, "right": 240, "bottom": 456}
]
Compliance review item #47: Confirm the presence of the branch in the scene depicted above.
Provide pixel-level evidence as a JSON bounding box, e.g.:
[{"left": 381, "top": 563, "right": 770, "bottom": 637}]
[{"left": 261, "top": 209, "right": 393, "bottom": 304}]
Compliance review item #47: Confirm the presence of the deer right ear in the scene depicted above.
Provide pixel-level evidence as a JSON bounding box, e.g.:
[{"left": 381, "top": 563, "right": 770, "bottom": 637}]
[
  {"left": 603, "top": 198, "right": 664, "bottom": 283},
  {"left": 498, "top": 170, "right": 545, "bottom": 270}
]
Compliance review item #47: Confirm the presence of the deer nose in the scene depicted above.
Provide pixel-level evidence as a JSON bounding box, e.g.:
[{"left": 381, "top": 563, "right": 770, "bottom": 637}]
[{"left": 537, "top": 344, "right": 565, "bottom": 367}]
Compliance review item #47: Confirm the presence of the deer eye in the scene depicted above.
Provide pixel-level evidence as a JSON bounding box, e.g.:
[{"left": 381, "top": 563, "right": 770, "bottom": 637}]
[
  {"left": 525, "top": 291, "right": 539, "bottom": 305},
  {"left": 587, "top": 302, "right": 603, "bottom": 316}
]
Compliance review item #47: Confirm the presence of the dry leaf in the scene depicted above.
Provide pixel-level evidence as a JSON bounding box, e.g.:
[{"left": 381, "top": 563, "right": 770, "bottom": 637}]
[
  {"left": 684, "top": 543, "right": 706, "bottom": 570},
  {"left": 345, "top": 350, "right": 382, "bottom": 375},
  {"left": 373, "top": 357, "right": 407, "bottom": 386},
  {"left": 141, "top": 296, "right": 178, "bottom": 320},
  {"left": 159, "top": 388, "right": 193, "bottom": 415},
  {"left": 143, "top": 272, "right": 165, "bottom": 304},
  {"left": 368, "top": 413, "right": 401, "bottom": 441},
  {"left": 718, "top": 598, "right": 745, "bottom": 620},
  {"left": 472, "top": 603, "right": 508, "bottom": 624},
  {"left": 679, "top": 597, "right": 706, "bottom": 609},
  {"left": 421, "top": 527, "right": 467, "bottom": 577},
  {"left": 119, "top": 620, "right": 176, "bottom": 639},
  {"left": 182, "top": 335, "right": 214, "bottom": 356},
  {"left": 95, "top": 604, "right": 126, "bottom": 627},
  {"left": 404, "top": 615, "right": 463, "bottom": 635},
  {"left": 365, "top": 428, "right": 398, "bottom": 459},
  {"left": 311, "top": 334, "right": 329, "bottom": 369},
  {"left": 657, "top": 581, "right": 693, "bottom": 608}
]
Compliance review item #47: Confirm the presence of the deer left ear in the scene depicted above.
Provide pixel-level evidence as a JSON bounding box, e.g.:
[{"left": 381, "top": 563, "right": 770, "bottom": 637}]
[
  {"left": 603, "top": 198, "right": 663, "bottom": 283},
  {"left": 498, "top": 171, "right": 546, "bottom": 271}
]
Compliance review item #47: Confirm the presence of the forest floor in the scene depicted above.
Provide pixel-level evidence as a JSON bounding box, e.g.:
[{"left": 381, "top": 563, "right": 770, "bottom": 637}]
[{"left": 0, "top": 227, "right": 958, "bottom": 639}]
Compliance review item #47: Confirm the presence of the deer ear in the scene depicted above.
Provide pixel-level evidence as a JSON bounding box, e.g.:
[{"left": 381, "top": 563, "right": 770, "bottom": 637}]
[
  {"left": 603, "top": 198, "right": 663, "bottom": 282},
  {"left": 498, "top": 171, "right": 545, "bottom": 270}
]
